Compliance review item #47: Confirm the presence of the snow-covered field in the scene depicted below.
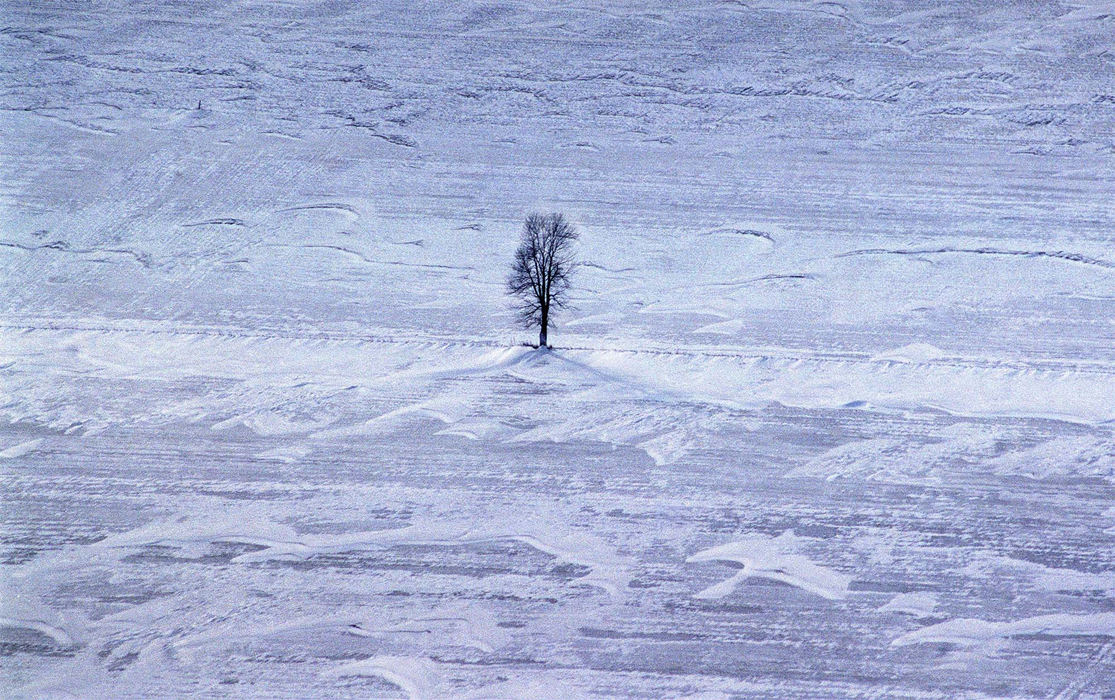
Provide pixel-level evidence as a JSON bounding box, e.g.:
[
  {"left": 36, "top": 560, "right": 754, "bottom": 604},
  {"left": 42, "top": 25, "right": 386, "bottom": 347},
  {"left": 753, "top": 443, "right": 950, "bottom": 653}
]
[{"left": 2, "top": 1, "right": 1114, "bottom": 697}]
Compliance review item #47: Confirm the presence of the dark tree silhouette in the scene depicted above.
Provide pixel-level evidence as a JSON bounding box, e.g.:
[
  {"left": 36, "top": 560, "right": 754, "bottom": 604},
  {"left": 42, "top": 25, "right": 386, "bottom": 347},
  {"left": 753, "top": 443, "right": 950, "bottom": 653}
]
[{"left": 507, "top": 212, "right": 579, "bottom": 348}]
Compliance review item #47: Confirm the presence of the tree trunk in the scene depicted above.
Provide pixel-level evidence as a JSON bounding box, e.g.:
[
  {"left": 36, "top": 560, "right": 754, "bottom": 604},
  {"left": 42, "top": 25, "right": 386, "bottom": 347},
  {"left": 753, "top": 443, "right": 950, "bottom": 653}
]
[{"left": 539, "top": 305, "right": 549, "bottom": 348}]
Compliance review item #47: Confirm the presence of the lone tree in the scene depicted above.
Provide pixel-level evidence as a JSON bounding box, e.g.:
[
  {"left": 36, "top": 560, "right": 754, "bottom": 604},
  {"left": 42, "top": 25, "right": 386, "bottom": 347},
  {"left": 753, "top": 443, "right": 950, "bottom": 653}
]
[{"left": 507, "top": 212, "right": 578, "bottom": 348}]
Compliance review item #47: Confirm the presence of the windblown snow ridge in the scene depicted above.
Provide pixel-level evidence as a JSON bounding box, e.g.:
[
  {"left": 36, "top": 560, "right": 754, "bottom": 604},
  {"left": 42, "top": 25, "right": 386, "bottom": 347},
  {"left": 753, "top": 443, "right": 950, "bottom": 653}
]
[
  {"left": 687, "top": 532, "right": 852, "bottom": 600},
  {"left": 93, "top": 513, "right": 632, "bottom": 596}
]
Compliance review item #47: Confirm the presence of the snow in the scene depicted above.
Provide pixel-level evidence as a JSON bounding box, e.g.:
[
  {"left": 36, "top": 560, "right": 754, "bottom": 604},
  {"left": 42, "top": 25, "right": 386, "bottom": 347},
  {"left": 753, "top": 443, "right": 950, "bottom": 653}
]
[
  {"left": 320, "top": 655, "right": 586, "bottom": 700},
  {"left": 0, "top": 439, "right": 43, "bottom": 460},
  {"left": 891, "top": 612, "right": 1115, "bottom": 649},
  {"left": 92, "top": 511, "right": 633, "bottom": 596},
  {"left": 320, "top": 655, "right": 441, "bottom": 698},
  {"left": 2, "top": 0, "right": 1114, "bottom": 696},
  {"left": 687, "top": 532, "right": 853, "bottom": 600},
  {"left": 871, "top": 343, "right": 949, "bottom": 364},
  {"left": 877, "top": 592, "right": 939, "bottom": 618},
  {"left": 0, "top": 618, "right": 76, "bottom": 650}
]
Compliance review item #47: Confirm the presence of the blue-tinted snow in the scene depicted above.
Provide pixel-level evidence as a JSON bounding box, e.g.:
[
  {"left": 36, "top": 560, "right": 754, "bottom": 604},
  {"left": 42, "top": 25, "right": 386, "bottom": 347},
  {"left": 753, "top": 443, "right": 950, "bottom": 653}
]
[{"left": 2, "top": 1, "right": 1113, "bottom": 697}]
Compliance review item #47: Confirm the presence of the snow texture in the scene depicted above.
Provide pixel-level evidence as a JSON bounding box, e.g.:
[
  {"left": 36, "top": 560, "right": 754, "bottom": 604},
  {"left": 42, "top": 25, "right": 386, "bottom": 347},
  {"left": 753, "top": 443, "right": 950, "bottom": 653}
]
[{"left": 2, "top": 0, "right": 1114, "bottom": 697}]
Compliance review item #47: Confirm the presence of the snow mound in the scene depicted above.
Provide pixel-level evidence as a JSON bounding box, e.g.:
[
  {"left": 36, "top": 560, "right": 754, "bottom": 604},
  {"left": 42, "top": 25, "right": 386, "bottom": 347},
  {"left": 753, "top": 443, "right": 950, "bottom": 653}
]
[
  {"left": 0, "top": 438, "right": 44, "bottom": 459},
  {"left": 877, "top": 592, "right": 938, "bottom": 618},
  {"left": 985, "top": 436, "right": 1115, "bottom": 480},
  {"left": 871, "top": 343, "right": 949, "bottom": 363},
  {"left": 687, "top": 531, "right": 852, "bottom": 600},
  {"left": 321, "top": 655, "right": 440, "bottom": 699},
  {"left": 892, "top": 612, "right": 1115, "bottom": 648}
]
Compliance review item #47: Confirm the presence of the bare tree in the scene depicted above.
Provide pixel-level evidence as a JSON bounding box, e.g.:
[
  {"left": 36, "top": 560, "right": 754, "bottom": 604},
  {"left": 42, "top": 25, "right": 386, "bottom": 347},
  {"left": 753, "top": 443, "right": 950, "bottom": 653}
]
[{"left": 507, "top": 212, "right": 579, "bottom": 348}]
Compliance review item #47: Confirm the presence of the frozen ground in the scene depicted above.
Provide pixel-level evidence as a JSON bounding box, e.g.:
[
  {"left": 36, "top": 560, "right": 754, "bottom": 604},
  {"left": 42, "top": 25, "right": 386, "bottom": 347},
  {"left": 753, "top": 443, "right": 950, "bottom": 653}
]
[{"left": 2, "top": 0, "right": 1114, "bottom": 697}]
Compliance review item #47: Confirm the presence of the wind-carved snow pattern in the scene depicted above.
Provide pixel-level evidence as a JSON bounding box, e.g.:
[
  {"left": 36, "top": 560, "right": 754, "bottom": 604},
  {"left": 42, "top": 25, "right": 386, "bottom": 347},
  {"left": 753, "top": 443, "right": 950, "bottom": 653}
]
[
  {"left": 5, "top": 327, "right": 1114, "bottom": 471},
  {"left": 93, "top": 511, "right": 632, "bottom": 597},
  {"left": 877, "top": 592, "right": 938, "bottom": 618},
  {"left": 891, "top": 613, "right": 1115, "bottom": 649},
  {"left": 687, "top": 532, "right": 853, "bottom": 600},
  {"left": 320, "top": 655, "right": 584, "bottom": 700},
  {"left": 785, "top": 422, "right": 1115, "bottom": 483},
  {"left": 837, "top": 247, "right": 1115, "bottom": 270},
  {"left": 0, "top": 439, "right": 43, "bottom": 459},
  {"left": 3, "top": 0, "right": 1115, "bottom": 695}
]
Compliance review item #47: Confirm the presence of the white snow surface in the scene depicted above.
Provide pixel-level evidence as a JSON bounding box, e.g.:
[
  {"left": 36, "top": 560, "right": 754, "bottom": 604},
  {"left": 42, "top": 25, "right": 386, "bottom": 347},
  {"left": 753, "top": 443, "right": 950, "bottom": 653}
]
[
  {"left": 2, "top": 0, "right": 1114, "bottom": 697},
  {"left": 687, "top": 532, "right": 853, "bottom": 600},
  {"left": 891, "top": 612, "right": 1115, "bottom": 649}
]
